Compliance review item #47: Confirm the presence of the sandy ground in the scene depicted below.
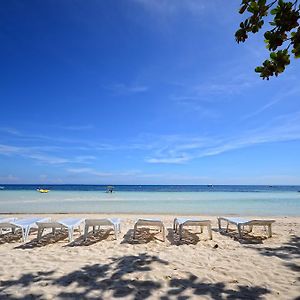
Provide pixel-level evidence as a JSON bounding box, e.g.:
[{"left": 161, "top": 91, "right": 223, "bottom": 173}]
[{"left": 0, "top": 214, "right": 299, "bottom": 300}]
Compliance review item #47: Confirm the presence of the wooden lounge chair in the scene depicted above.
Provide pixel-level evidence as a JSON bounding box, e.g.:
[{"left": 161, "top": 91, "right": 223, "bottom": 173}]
[
  {"left": 83, "top": 218, "right": 121, "bottom": 240},
  {"left": 133, "top": 218, "right": 165, "bottom": 241},
  {"left": 1, "top": 217, "right": 50, "bottom": 242},
  {"left": 218, "top": 217, "right": 275, "bottom": 238},
  {"left": 37, "top": 218, "right": 85, "bottom": 242},
  {"left": 173, "top": 217, "right": 212, "bottom": 240}
]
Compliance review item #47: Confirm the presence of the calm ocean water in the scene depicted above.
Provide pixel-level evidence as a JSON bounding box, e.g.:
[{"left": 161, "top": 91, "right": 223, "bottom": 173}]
[{"left": 0, "top": 185, "right": 299, "bottom": 216}]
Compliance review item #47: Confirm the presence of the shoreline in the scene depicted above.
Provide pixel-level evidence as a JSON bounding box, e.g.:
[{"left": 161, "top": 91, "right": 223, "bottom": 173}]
[{"left": 1, "top": 212, "right": 299, "bottom": 218}]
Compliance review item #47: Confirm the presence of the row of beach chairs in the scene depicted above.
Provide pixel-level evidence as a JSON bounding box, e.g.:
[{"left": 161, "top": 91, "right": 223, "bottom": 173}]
[{"left": 0, "top": 216, "right": 275, "bottom": 243}]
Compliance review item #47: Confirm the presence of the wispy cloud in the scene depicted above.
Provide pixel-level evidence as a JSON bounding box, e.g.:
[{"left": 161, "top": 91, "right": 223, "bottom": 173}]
[
  {"left": 146, "top": 111, "right": 300, "bottom": 163},
  {"left": 0, "top": 143, "right": 96, "bottom": 165},
  {"left": 2, "top": 111, "right": 300, "bottom": 167},
  {"left": 0, "top": 174, "right": 19, "bottom": 183},
  {"left": 242, "top": 87, "right": 300, "bottom": 120},
  {"left": 0, "top": 127, "right": 20, "bottom": 135},
  {"left": 107, "top": 83, "right": 149, "bottom": 95},
  {"left": 58, "top": 124, "right": 94, "bottom": 131},
  {"left": 146, "top": 155, "right": 190, "bottom": 164},
  {"left": 0, "top": 144, "right": 22, "bottom": 155},
  {"left": 133, "top": 0, "right": 206, "bottom": 16},
  {"left": 67, "top": 167, "right": 142, "bottom": 178},
  {"left": 67, "top": 168, "right": 112, "bottom": 177}
]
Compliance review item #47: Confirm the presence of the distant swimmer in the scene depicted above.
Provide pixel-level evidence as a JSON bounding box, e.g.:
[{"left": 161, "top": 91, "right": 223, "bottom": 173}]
[{"left": 106, "top": 186, "right": 114, "bottom": 193}]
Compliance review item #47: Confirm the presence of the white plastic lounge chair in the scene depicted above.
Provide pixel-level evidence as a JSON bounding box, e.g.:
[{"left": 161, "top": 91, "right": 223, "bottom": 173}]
[
  {"left": 133, "top": 218, "right": 165, "bottom": 241},
  {"left": 173, "top": 217, "right": 212, "bottom": 240},
  {"left": 0, "top": 217, "right": 17, "bottom": 235},
  {"left": 5, "top": 217, "right": 50, "bottom": 242},
  {"left": 83, "top": 218, "right": 121, "bottom": 240},
  {"left": 218, "top": 217, "right": 275, "bottom": 238},
  {"left": 37, "top": 218, "right": 85, "bottom": 242}
]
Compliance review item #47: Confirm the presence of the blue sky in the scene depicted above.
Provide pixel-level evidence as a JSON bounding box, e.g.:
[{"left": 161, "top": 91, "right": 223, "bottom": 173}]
[{"left": 1, "top": 0, "right": 300, "bottom": 185}]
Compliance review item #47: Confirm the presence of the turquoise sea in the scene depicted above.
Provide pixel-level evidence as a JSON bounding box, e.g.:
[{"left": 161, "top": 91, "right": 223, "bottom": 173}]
[{"left": 0, "top": 185, "right": 299, "bottom": 216}]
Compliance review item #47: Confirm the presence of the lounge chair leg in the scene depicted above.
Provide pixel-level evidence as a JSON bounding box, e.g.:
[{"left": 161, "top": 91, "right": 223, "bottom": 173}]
[
  {"left": 37, "top": 228, "right": 44, "bottom": 240},
  {"left": 237, "top": 224, "right": 243, "bottom": 238},
  {"left": 267, "top": 225, "right": 272, "bottom": 238},
  {"left": 226, "top": 222, "right": 229, "bottom": 232},
  {"left": 200, "top": 226, "right": 203, "bottom": 234},
  {"left": 218, "top": 218, "right": 222, "bottom": 230},
  {"left": 68, "top": 229, "right": 73, "bottom": 242},
  {"left": 93, "top": 226, "right": 95, "bottom": 234},
  {"left": 83, "top": 225, "right": 89, "bottom": 241},
  {"left": 133, "top": 224, "right": 138, "bottom": 239},
  {"left": 23, "top": 227, "right": 30, "bottom": 243},
  {"left": 162, "top": 225, "right": 165, "bottom": 241},
  {"left": 114, "top": 225, "right": 118, "bottom": 240},
  {"left": 179, "top": 224, "right": 183, "bottom": 240},
  {"left": 249, "top": 225, "right": 253, "bottom": 232},
  {"left": 207, "top": 224, "right": 212, "bottom": 240}
]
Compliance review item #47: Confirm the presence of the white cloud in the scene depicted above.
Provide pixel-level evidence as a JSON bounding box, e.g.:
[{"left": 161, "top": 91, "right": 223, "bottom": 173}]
[
  {"left": 0, "top": 127, "right": 20, "bottom": 135},
  {"left": 107, "top": 83, "right": 149, "bottom": 95},
  {"left": 58, "top": 124, "right": 94, "bottom": 130},
  {"left": 242, "top": 87, "right": 300, "bottom": 120},
  {"left": 146, "top": 155, "right": 190, "bottom": 164},
  {"left": 146, "top": 111, "right": 300, "bottom": 163},
  {"left": 133, "top": 0, "right": 206, "bottom": 15},
  {"left": 67, "top": 168, "right": 112, "bottom": 177},
  {"left": 0, "top": 144, "right": 21, "bottom": 155},
  {"left": 66, "top": 168, "right": 142, "bottom": 178},
  {"left": 0, "top": 174, "right": 19, "bottom": 183}
]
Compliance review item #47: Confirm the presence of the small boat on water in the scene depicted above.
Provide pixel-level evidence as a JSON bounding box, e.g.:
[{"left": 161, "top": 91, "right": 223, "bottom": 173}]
[
  {"left": 106, "top": 186, "right": 114, "bottom": 193},
  {"left": 37, "top": 189, "right": 50, "bottom": 193}
]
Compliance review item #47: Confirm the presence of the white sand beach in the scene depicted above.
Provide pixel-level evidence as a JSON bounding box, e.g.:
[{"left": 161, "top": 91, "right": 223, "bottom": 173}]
[{"left": 0, "top": 214, "right": 299, "bottom": 299}]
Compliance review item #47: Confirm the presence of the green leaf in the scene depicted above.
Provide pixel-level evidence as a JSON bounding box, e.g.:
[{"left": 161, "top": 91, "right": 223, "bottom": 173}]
[
  {"left": 270, "top": 8, "right": 278, "bottom": 15},
  {"left": 239, "top": 4, "right": 248, "bottom": 14}
]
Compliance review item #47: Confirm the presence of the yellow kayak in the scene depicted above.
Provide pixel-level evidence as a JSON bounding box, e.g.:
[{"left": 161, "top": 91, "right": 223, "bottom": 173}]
[{"left": 37, "top": 189, "right": 50, "bottom": 193}]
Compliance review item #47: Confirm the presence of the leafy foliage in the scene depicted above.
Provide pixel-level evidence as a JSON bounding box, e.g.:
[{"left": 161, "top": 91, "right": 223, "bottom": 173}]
[{"left": 236, "top": 0, "right": 300, "bottom": 79}]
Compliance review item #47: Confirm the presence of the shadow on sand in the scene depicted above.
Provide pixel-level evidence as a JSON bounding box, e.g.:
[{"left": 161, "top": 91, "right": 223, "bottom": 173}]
[
  {"left": 166, "top": 228, "right": 200, "bottom": 245},
  {"left": 246, "top": 234, "right": 300, "bottom": 283},
  {"left": 121, "top": 228, "right": 165, "bottom": 244},
  {"left": 14, "top": 231, "right": 69, "bottom": 249},
  {"left": 0, "top": 253, "right": 272, "bottom": 300},
  {"left": 217, "top": 228, "right": 268, "bottom": 245},
  {"left": 0, "top": 231, "right": 23, "bottom": 244}
]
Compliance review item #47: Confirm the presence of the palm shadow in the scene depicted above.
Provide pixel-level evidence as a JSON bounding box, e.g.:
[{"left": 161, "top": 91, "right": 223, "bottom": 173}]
[
  {"left": 246, "top": 234, "right": 300, "bottom": 260},
  {"left": 246, "top": 234, "right": 300, "bottom": 282},
  {"left": 162, "top": 274, "right": 270, "bottom": 300},
  {"left": 55, "top": 253, "right": 168, "bottom": 299},
  {"left": 0, "top": 254, "right": 272, "bottom": 300},
  {"left": 0, "top": 270, "right": 54, "bottom": 299}
]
